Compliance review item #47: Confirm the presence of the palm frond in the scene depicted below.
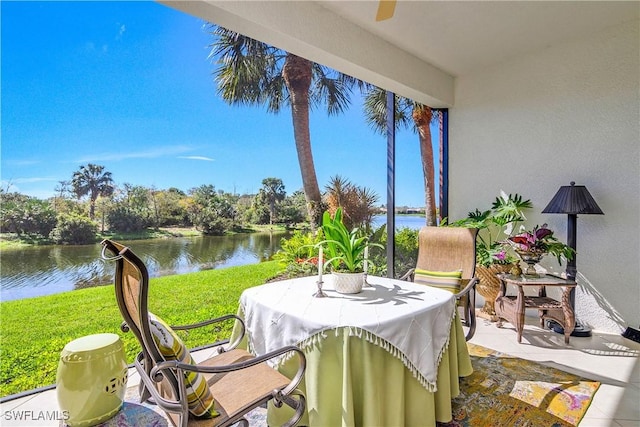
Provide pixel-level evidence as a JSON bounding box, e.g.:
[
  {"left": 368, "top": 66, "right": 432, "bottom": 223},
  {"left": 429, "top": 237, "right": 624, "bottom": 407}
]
[
  {"left": 208, "top": 25, "right": 284, "bottom": 109},
  {"left": 362, "top": 87, "right": 412, "bottom": 135},
  {"left": 310, "top": 65, "right": 354, "bottom": 115}
]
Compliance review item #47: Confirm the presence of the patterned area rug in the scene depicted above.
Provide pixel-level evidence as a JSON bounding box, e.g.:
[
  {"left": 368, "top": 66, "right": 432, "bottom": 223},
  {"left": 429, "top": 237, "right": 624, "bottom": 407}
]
[
  {"left": 437, "top": 343, "right": 600, "bottom": 427},
  {"left": 94, "top": 402, "right": 169, "bottom": 427},
  {"left": 93, "top": 343, "right": 598, "bottom": 427},
  {"left": 89, "top": 385, "right": 267, "bottom": 427}
]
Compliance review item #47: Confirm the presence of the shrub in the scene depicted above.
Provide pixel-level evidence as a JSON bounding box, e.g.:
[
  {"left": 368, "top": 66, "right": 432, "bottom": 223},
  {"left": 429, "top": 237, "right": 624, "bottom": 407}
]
[
  {"left": 187, "top": 185, "right": 237, "bottom": 235},
  {"left": 369, "top": 226, "right": 419, "bottom": 278},
  {"left": 50, "top": 213, "right": 98, "bottom": 244},
  {"left": 244, "top": 204, "right": 270, "bottom": 225},
  {"left": 0, "top": 194, "right": 57, "bottom": 237},
  {"left": 277, "top": 191, "right": 307, "bottom": 226},
  {"left": 198, "top": 216, "right": 232, "bottom": 235},
  {"left": 273, "top": 230, "right": 323, "bottom": 278},
  {"left": 106, "top": 206, "right": 149, "bottom": 233},
  {"left": 394, "top": 227, "right": 419, "bottom": 275}
]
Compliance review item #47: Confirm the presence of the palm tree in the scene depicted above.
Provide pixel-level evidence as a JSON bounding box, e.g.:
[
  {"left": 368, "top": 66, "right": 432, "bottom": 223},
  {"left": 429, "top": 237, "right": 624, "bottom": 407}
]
[
  {"left": 324, "top": 175, "right": 379, "bottom": 231},
  {"left": 71, "top": 164, "right": 115, "bottom": 220},
  {"left": 363, "top": 87, "right": 439, "bottom": 225},
  {"left": 259, "top": 177, "right": 286, "bottom": 225},
  {"left": 208, "top": 26, "right": 361, "bottom": 230}
]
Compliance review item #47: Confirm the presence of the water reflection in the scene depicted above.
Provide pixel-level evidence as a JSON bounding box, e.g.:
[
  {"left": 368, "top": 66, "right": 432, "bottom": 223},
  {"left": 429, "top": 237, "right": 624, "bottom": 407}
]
[
  {"left": 1, "top": 216, "right": 422, "bottom": 302},
  {"left": 0, "top": 231, "right": 291, "bottom": 301}
]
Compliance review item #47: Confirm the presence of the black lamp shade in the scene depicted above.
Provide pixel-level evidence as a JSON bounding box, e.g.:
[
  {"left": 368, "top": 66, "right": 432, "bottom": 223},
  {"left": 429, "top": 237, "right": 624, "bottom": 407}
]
[{"left": 542, "top": 182, "right": 604, "bottom": 215}]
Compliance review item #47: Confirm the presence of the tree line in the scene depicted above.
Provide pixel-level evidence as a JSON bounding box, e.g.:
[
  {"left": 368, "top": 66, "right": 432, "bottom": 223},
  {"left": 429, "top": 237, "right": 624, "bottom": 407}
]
[{"left": 0, "top": 164, "right": 381, "bottom": 245}]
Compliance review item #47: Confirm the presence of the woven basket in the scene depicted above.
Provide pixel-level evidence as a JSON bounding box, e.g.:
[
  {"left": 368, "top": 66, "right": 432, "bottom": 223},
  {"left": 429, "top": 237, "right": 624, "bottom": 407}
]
[{"left": 475, "top": 264, "right": 514, "bottom": 315}]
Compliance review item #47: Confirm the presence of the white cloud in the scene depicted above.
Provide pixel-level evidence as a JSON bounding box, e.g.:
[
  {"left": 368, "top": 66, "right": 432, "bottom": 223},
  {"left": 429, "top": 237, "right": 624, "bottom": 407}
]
[
  {"left": 115, "top": 24, "right": 126, "bottom": 41},
  {"left": 177, "top": 156, "right": 215, "bottom": 161},
  {"left": 75, "top": 145, "right": 195, "bottom": 163}
]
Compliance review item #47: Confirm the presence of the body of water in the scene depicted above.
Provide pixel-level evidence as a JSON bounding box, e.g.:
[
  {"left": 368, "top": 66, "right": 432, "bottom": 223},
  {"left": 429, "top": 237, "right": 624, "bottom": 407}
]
[
  {"left": 0, "top": 231, "right": 291, "bottom": 302},
  {"left": 0, "top": 216, "right": 423, "bottom": 302},
  {"left": 372, "top": 214, "right": 426, "bottom": 231}
]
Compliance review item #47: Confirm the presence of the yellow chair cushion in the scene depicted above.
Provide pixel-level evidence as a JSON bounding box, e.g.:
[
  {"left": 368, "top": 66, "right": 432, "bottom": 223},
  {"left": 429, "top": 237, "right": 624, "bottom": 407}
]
[
  {"left": 148, "top": 313, "right": 218, "bottom": 419},
  {"left": 413, "top": 269, "right": 462, "bottom": 294}
]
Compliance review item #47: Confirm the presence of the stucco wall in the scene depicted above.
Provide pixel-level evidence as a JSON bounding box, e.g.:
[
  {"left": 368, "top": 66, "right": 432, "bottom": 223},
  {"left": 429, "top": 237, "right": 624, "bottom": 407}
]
[{"left": 449, "top": 19, "right": 639, "bottom": 333}]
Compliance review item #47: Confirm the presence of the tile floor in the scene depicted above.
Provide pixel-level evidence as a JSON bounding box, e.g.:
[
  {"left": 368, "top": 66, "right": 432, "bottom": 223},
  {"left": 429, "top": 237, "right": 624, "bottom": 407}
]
[{"left": 2, "top": 315, "right": 639, "bottom": 427}]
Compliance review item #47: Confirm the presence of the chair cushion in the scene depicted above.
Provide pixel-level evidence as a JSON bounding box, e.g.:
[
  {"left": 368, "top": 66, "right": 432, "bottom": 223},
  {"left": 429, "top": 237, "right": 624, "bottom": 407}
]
[
  {"left": 148, "top": 313, "right": 218, "bottom": 419},
  {"left": 413, "top": 269, "right": 462, "bottom": 294}
]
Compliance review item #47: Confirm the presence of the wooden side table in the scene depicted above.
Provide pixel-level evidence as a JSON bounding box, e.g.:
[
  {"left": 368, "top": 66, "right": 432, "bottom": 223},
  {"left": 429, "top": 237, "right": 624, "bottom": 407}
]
[{"left": 494, "top": 274, "right": 576, "bottom": 344}]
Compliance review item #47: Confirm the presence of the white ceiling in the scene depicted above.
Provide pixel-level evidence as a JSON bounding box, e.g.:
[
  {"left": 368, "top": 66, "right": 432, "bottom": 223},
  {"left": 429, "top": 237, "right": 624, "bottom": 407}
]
[
  {"left": 162, "top": 1, "right": 639, "bottom": 106},
  {"left": 317, "top": 1, "right": 639, "bottom": 77},
  {"left": 317, "top": 0, "right": 640, "bottom": 76}
]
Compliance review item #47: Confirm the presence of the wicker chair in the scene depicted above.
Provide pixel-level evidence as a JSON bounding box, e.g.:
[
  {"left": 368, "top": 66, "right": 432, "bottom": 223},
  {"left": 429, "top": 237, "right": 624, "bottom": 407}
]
[
  {"left": 101, "top": 239, "right": 306, "bottom": 427},
  {"left": 401, "top": 227, "right": 479, "bottom": 340}
]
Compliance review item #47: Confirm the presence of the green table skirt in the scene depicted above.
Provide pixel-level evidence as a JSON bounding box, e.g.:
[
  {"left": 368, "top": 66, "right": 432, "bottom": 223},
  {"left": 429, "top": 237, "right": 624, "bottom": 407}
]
[{"left": 233, "top": 313, "right": 472, "bottom": 427}]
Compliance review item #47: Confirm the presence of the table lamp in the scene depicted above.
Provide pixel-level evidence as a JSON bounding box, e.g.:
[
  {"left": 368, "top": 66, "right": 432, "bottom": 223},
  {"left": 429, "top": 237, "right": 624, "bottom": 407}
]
[{"left": 542, "top": 181, "right": 604, "bottom": 337}]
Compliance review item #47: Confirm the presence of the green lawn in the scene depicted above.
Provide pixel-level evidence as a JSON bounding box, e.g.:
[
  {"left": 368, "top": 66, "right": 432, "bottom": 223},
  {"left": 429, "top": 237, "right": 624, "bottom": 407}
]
[{"left": 0, "top": 261, "right": 283, "bottom": 397}]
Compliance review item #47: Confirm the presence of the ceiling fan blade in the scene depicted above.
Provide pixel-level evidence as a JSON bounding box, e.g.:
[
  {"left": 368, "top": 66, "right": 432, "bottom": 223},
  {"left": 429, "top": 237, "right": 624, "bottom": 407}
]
[{"left": 376, "top": 0, "right": 396, "bottom": 21}]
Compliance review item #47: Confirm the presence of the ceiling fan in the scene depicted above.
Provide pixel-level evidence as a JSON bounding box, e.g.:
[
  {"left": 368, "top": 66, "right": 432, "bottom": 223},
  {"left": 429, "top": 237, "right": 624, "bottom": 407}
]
[{"left": 376, "top": 0, "right": 397, "bottom": 21}]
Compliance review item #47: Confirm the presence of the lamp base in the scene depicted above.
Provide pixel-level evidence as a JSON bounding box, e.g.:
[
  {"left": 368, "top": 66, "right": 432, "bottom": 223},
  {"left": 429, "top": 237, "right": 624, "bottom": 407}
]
[
  {"left": 622, "top": 327, "right": 640, "bottom": 343},
  {"left": 548, "top": 320, "right": 592, "bottom": 337}
]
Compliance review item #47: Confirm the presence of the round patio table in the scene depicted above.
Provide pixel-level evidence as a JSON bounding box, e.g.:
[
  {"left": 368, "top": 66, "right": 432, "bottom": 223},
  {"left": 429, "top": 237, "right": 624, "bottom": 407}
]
[{"left": 232, "top": 275, "right": 473, "bottom": 426}]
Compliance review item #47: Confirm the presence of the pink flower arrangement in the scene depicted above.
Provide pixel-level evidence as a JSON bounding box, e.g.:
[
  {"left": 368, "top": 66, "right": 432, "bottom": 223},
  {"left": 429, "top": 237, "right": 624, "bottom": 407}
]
[
  {"left": 506, "top": 224, "right": 575, "bottom": 264},
  {"left": 508, "top": 224, "right": 554, "bottom": 253}
]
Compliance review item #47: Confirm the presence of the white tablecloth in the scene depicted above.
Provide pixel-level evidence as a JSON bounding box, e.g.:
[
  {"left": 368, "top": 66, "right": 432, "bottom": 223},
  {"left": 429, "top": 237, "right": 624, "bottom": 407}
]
[{"left": 239, "top": 275, "right": 456, "bottom": 391}]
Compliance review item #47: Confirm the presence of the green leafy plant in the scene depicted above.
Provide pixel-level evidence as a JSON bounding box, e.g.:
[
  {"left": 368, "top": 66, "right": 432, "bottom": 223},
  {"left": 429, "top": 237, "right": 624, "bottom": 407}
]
[
  {"left": 450, "top": 192, "right": 532, "bottom": 267},
  {"left": 272, "top": 230, "right": 323, "bottom": 278},
  {"left": 320, "top": 208, "right": 382, "bottom": 273}
]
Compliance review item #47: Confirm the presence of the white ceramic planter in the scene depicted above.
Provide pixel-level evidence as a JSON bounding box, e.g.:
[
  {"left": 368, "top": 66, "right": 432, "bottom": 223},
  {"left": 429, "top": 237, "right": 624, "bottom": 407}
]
[{"left": 333, "top": 271, "right": 365, "bottom": 294}]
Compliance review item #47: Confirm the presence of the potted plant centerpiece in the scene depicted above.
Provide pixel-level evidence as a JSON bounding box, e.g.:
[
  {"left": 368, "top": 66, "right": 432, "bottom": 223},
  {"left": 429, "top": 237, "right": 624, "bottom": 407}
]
[
  {"left": 320, "top": 208, "right": 382, "bottom": 294},
  {"left": 450, "top": 192, "right": 532, "bottom": 318},
  {"left": 506, "top": 224, "right": 575, "bottom": 277}
]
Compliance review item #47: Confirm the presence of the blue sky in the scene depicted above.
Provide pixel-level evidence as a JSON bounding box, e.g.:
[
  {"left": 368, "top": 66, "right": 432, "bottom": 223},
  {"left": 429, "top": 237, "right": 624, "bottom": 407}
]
[{"left": 1, "top": 1, "right": 436, "bottom": 207}]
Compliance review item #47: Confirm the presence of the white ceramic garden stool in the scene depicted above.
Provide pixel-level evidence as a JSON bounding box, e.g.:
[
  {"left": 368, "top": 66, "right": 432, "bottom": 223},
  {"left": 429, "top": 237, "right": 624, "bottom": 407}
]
[{"left": 56, "top": 333, "right": 128, "bottom": 427}]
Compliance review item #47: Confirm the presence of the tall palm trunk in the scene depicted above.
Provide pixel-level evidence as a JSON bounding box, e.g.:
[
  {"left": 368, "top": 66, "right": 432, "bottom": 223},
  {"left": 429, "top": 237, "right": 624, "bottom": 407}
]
[
  {"left": 89, "top": 193, "right": 98, "bottom": 220},
  {"left": 412, "top": 107, "right": 437, "bottom": 226},
  {"left": 282, "top": 54, "right": 323, "bottom": 229}
]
